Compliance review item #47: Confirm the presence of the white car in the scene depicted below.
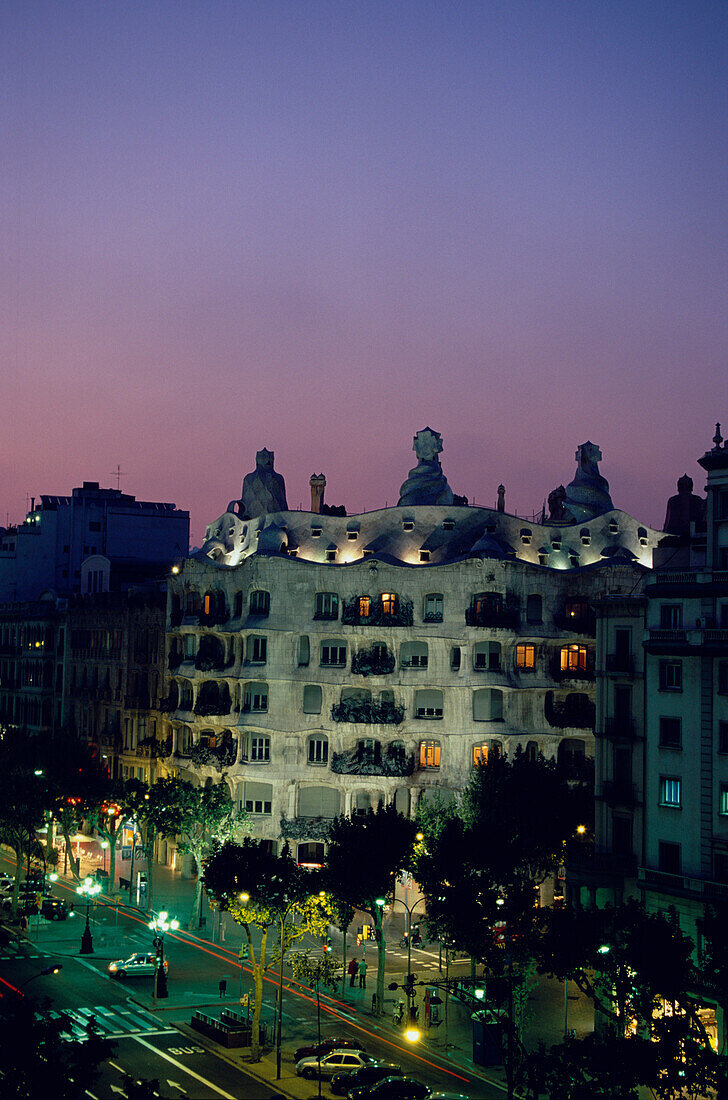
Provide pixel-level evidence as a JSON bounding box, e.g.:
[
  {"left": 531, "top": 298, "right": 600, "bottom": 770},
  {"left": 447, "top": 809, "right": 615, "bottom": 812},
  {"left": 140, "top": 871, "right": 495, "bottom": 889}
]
[
  {"left": 296, "top": 1049, "right": 378, "bottom": 1081},
  {"left": 108, "top": 952, "right": 168, "bottom": 979}
]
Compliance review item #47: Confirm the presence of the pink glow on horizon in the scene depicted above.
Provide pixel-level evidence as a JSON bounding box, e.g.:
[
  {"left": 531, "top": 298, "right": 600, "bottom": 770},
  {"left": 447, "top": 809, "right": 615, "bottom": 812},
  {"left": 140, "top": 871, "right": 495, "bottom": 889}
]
[{"left": 1, "top": 2, "right": 726, "bottom": 544}]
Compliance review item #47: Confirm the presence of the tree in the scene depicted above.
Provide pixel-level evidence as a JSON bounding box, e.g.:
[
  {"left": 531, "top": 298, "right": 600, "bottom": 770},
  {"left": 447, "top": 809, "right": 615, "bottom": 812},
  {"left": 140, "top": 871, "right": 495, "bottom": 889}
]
[
  {"left": 150, "top": 776, "right": 247, "bottom": 929},
  {"left": 0, "top": 735, "right": 48, "bottom": 916},
  {"left": 39, "top": 731, "right": 109, "bottom": 882},
  {"left": 414, "top": 749, "right": 589, "bottom": 1098},
  {"left": 324, "top": 805, "right": 419, "bottom": 1016},
  {"left": 329, "top": 895, "right": 356, "bottom": 998},
  {"left": 288, "top": 951, "right": 340, "bottom": 1097},
  {"left": 121, "top": 778, "right": 183, "bottom": 910},
  {"left": 203, "top": 839, "right": 332, "bottom": 1062},
  {"left": 88, "top": 778, "right": 135, "bottom": 891},
  {"left": 533, "top": 900, "right": 727, "bottom": 1099}
]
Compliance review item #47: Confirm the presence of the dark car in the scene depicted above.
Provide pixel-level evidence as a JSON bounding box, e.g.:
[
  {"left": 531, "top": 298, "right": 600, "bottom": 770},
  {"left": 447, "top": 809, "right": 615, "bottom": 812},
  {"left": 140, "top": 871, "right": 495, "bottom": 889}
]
[
  {"left": 348, "top": 1079, "right": 468, "bottom": 1100},
  {"left": 41, "top": 897, "right": 69, "bottom": 921},
  {"left": 331, "top": 1064, "right": 404, "bottom": 1095},
  {"left": 1, "top": 890, "right": 42, "bottom": 915},
  {"left": 293, "top": 1037, "right": 366, "bottom": 1064}
]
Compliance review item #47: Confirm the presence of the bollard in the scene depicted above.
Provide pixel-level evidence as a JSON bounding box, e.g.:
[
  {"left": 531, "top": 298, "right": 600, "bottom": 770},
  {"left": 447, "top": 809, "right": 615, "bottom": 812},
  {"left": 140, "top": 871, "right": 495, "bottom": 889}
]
[{"left": 371, "top": 993, "right": 377, "bottom": 1014}]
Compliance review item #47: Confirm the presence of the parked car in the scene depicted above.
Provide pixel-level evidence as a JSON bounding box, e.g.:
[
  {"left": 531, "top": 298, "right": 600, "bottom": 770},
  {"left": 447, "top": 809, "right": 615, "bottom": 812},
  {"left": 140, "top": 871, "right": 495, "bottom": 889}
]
[
  {"left": 347, "top": 1078, "right": 469, "bottom": 1100},
  {"left": 108, "top": 953, "right": 168, "bottom": 979},
  {"left": 331, "top": 1064, "right": 404, "bottom": 1095},
  {"left": 293, "top": 1037, "right": 366, "bottom": 1064},
  {"left": 1, "top": 890, "right": 42, "bottom": 914},
  {"left": 296, "top": 1049, "right": 378, "bottom": 1081},
  {"left": 40, "top": 897, "right": 70, "bottom": 921}
]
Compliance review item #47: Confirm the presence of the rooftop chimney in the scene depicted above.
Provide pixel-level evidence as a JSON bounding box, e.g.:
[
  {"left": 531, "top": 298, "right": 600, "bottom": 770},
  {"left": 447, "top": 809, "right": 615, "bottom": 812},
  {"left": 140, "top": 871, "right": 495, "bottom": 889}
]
[{"left": 310, "top": 474, "right": 326, "bottom": 514}]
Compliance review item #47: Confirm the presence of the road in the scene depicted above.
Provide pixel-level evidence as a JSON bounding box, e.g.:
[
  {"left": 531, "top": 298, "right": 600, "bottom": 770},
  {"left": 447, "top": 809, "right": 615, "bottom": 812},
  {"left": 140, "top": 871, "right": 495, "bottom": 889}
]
[{"left": 0, "top": 857, "right": 507, "bottom": 1099}]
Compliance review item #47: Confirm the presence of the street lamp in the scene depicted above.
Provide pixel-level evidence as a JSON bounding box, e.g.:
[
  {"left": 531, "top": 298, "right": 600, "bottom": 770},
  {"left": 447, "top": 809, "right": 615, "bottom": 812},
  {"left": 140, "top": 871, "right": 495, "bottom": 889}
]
[
  {"left": 77, "top": 877, "right": 102, "bottom": 954},
  {"left": 392, "top": 893, "right": 428, "bottom": 1000},
  {"left": 148, "top": 910, "right": 179, "bottom": 1002},
  {"left": 19, "top": 964, "right": 63, "bottom": 991}
]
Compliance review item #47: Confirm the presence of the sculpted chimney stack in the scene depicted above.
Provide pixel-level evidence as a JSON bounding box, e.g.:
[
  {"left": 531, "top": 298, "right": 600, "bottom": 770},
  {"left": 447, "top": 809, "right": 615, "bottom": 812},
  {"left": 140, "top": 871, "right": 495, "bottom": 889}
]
[{"left": 310, "top": 474, "right": 326, "bottom": 514}]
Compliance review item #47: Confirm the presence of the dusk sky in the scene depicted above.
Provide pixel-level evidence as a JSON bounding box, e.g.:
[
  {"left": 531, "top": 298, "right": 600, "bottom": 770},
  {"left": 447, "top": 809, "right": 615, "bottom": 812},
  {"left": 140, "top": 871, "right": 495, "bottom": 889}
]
[{"left": 2, "top": 1, "right": 726, "bottom": 543}]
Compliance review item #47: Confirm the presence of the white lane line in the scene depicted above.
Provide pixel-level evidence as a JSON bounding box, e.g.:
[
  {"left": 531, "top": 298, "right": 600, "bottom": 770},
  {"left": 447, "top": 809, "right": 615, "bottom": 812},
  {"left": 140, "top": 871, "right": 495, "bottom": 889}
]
[{"left": 130, "top": 1035, "right": 238, "bottom": 1099}]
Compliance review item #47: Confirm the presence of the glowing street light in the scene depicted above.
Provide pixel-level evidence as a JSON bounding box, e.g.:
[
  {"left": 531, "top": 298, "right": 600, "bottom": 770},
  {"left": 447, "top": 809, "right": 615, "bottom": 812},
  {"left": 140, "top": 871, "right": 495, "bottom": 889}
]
[
  {"left": 148, "top": 910, "right": 179, "bottom": 1002},
  {"left": 77, "top": 877, "right": 102, "bottom": 955}
]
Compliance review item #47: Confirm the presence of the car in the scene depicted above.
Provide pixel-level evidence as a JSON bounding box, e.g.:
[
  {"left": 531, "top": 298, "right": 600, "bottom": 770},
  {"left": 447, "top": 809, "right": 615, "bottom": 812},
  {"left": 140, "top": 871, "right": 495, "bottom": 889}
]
[
  {"left": 296, "top": 1049, "right": 378, "bottom": 1081},
  {"left": 347, "top": 1079, "right": 469, "bottom": 1100},
  {"left": 108, "top": 953, "right": 168, "bottom": 979},
  {"left": 1, "top": 890, "right": 42, "bottom": 914},
  {"left": 293, "top": 1036, "right": 366, "bottom": 1064},
  {"left": 40, "top": 897, "right": 70, "bottom": 921},
  {"left": 331, "top": 1063, "right": 404, "bottom": 1095}
]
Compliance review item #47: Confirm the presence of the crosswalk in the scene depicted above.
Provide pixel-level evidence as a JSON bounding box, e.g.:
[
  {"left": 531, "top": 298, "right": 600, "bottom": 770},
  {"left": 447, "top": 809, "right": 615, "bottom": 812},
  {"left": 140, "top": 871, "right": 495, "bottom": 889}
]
[{"left": 50, "top": 1004, "right": 174, "bottom": 1043}]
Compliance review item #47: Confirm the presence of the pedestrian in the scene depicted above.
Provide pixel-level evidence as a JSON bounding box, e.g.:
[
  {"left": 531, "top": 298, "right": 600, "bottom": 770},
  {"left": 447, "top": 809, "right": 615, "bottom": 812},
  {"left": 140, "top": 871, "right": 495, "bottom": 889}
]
[
  {"left": 219, "top": 978, "right": 227, "bottom": 998},
  {"left": 358, "top": 957, "right": 367, "bottom": 989},
  {"left": 19, "top": 915, "right": 28, "bottom": 933},
  {"left": 348, "top": 957, "right": 358, "bottom": 988}
]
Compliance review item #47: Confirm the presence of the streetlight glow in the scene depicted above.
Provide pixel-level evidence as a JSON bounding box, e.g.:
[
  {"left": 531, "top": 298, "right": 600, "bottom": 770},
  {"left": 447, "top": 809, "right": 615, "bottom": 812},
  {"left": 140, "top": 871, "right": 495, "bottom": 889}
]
[{"left": 405, "top": 1027, "right": 420, "bottom": 1042}]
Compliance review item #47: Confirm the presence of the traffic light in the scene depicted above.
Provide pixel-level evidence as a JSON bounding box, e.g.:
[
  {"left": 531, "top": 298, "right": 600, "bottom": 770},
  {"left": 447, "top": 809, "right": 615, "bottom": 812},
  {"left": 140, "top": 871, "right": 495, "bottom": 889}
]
[
  {"left": 322, "top": 938, "right": 332, "bottom": 955},
  {"left": 239, "top": 943, "right": 250, "bottom": 960}
]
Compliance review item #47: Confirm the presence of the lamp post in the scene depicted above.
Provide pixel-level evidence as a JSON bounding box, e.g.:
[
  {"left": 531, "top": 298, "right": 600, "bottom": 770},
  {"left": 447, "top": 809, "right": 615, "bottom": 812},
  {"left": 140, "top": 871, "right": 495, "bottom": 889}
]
[
  {"left": 391, "top": 894, "right": 428, "bottom": 996},
  {"left": 19, "top": 964, "right": 63, "bottom": 991},
  {"left": 148, "top": 910, "right": 178, "bottom": 1003},
  {"left": 77, "top": 877, "right": 101, "bottom": 954}
]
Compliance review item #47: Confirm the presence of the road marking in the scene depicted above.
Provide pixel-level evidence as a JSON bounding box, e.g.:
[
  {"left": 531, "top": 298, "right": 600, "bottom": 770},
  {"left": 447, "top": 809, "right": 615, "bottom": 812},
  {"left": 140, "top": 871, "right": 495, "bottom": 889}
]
[
  {"left": 130, "top": 1035, "right": 237, "bottom": 1099},
  {"left": 109, "top": 1062, "right": 126, "bottom": 1074}
]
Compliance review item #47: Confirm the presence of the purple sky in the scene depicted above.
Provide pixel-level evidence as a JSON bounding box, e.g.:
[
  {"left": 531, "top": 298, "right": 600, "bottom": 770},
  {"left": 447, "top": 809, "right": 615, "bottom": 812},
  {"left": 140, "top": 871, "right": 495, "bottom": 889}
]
[{"left": 2, "top": 1, "right": 726, "bottom": 543}]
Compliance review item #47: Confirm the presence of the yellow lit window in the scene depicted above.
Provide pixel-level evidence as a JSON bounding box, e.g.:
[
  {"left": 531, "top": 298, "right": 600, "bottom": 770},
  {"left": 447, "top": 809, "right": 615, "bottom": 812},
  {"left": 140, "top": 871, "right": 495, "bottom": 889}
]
[
  {"left": 203, "top": 594, "right": 212, "bottom": 615},
  {"left": 473, "top": 742, "right": 489, "bottom": 766},
  {"left": 515, "top": 644, "right": 536, "bottom": 670},
  {"left": 419, "top": 740, "right": 441, "bottom": 768},
  {"left": 381, "top": 593, "right": 397, "bottom": 616},
  {"left": 358, "top": 596, "right": 371, "bottom": 618},
  {"left": 560, "top": 644, "right": 587, "bottom": 672}
]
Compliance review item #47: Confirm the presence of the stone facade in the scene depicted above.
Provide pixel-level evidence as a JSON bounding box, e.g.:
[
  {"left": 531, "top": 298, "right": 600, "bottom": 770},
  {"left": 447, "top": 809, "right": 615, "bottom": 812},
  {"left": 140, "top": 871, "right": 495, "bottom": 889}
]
[{"left": 162, "top": 435, "right": 663, "bottom": 863}]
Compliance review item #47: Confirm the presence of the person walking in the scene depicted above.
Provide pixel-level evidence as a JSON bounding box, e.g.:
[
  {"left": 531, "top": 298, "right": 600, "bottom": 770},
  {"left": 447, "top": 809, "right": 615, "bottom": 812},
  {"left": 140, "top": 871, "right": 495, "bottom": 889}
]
[
  {"left": 219, "top": 978, "right": 227, "bottom": 998},
  {"left": 348, "top": 957, "right": 358, "bottom": 988},
  {"left": 358, "top": 957, "right": 367, "bottom": 989}
]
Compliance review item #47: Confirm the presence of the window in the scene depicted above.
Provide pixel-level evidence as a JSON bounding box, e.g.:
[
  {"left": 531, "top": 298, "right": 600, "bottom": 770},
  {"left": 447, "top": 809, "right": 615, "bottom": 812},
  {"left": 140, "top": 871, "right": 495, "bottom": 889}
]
[
  {"left": 303, "top": 685, "right": 322, "bottom": 714},
  {"left": 298, "top": 786, "right": 341, "bottom": 818},
  {"left": 473, "top": 741, "right": 501, "bottom": 766},
  {"left": 244, "top": 683, "right": 268, "bottom": 712},
  {"left": 719, "top": 721, "right": 728, "bottom": 754},
  {"left": 659, "top": 661, "right": 682, "bottom": 691},
  {"left": 298, "top": 842, "right": 325, "bottom": 866},
  {"left": 658, "top": 841, "right": 681, "bottom": 875},
  {"left": 298, "top": 635, "right": 310, "bottom": 666},
  {"left": 244, "top": 780, "right": 272, "bottom": 814},
  {"left": 419, "top": 740, "right": 441, "bottom": 768},
  {"left": 424, "top": 593, "right": 443, "bottom": 622},
  {"left": 659, "top": 717, "right": 682, "bottom": 749},
  {"left": 660, "top": 604, "right": 683, "bottom": 629},
  {"left": 719, "top": 663, "right": 728, "bottom": 695},
  {"left": 419, "top": 550, "right": 430, "bottom": 563},
  {"left": 401, "top": 641, "right": 428, "bottom": 668},
  {"left": 307, "top": 736, "right": 328, "bottom": 765},
  {"left": 451, "top": 646, "right": 461, "bottom": 670},
  {"left": 250, "top": 736, "right": 270, "bottom": 763},
  {"left": 321, "top": 641, "right": 346, "bottom": 666},
  {"left": 474, "top": 642, "right": 501, "bottom": 670},
  {"left": 234, "top": 591, "right": 243, "bottom": 617},
  {"left": 414, "top": 689, "right": 444, "bottom": 719},
  {"left": 358, "top": 596, "right": 371, "bottom": 619},
  {"left": 659, "top": 776, "right": 681, "bottom": 808},
  {"left": 515, "top": 644, "right": 536, "bottom": 670},
  {"left": 358, "top": 738, "right": 381, "bottom": 765},
  {"left": 381, "top": 592, "right": 398, "bottom": 616},
  {"left": 526, "top": 595, "right": 542, "bottom": 623},
  {"left": 250, "top": 590, "right": 270, "bottom": 617},
  {"left": 564, "top": 599, "right": 588, "bottom": 621},
  {"left": 314, "top": 592, "right": 339, "bottom": 620},
  {"left": 473, "top": 688, "right": 504, "bottom": 722},
  {"left": 719, "top": 784, "right": 728, "bottom": 816},
  {"left": 249, "top": 636, "right": 267, "bottom": 663},
  {"left": 183, "top": 634, "right": 196, "bottom": 659},
  {"left": 560, "top": 644, "right": 588, "bottom": 672}
]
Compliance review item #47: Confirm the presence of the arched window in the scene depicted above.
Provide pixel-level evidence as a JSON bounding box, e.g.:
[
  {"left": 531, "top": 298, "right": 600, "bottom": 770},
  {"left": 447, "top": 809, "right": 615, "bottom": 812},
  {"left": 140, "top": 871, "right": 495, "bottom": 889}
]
[
  {"left": 298, "top": 786, "right": 341, "bottom": 818},
  {"left": 424, "top": 593, "right": 443, "bottom": 622},
  {"left": 243, "top": 682, "right": 268, "bottom": 712},
  {"left": 401, "top": 641, "right": 428, "bottom": 669},
  {"left": 307, "top": 734, "right": 328, "bottom": 765},
  {"left": 560, "top": 644, "right": 588, "bottom": 672},
  {"left": 381, "top": 592, "right": 398, "bottom": 616},
  {"left": 298, "top": 842, "right": 325, "bottom": 867},
  {"left": 418, "top": 740, "right": 441, "bottom": 769},
  {"left": 414, "top": 689, "right": 444, "bottom": 719},
  {"left": 249, "top": 590, "right": 270, "bottom": 617},
  {"left": 473, "top": 688, "right": 504, "bottom": 721},
  {"left": 526, "top": 594, "right": 542, "bottom": 623},
  {"left": 473, "top": 642, "right": 501, "bottom": 670},
  {"left": 515, "top": 644, "right": 536, "bottom": 670}
]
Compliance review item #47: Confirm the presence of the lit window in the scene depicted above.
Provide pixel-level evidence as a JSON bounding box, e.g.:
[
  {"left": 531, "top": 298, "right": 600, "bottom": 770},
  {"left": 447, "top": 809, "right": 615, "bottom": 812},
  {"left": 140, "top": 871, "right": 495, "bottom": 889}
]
[
  {"left": 659, "top": 776, "right": 681, "bottom": 808},
  {"left": 419, "top": 740, "right": 441, "bottom": 768},
  {"left": 381, "top": 593, "right": 397, "bottom": 616},
  {"left": 560, "top": 645, "right": 587, "bottom": 672},
  {"left": 472, "top": 741, "right": 500, "bottom": 766},
  {"left": 719, "top": 784, "right": 728, "bottom": 816},
  {"left": 358, "top": 596, "right": 371, "bottom": 618},
  {"left": 565, "top": 600, "right": 587, "bottom": 620},
  {"left": 515, "top": 644, "right": 536, "bottom": 670}
]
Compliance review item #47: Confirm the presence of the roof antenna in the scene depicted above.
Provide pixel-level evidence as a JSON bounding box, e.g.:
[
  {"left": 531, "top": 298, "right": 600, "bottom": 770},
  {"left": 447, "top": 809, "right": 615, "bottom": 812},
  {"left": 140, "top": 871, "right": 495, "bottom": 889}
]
[{"left": 110, "top": 465, "right": 126, "bottom": 490}]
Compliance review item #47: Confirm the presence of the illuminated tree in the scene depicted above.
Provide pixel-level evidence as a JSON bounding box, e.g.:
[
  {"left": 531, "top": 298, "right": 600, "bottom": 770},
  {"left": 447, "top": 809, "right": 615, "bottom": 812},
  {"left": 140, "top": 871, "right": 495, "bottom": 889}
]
[{"left": 203, "top": 838, "right": 332, "bottom": 1062}]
